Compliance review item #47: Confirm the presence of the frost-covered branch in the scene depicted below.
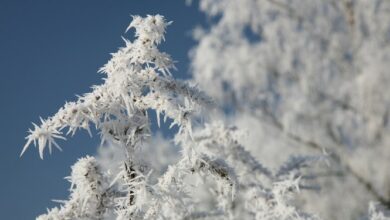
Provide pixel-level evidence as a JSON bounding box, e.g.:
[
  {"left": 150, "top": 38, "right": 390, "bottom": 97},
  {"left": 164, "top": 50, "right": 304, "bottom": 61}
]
[{"left": 22, "top": 15, "right": 211, "bottom": 159}]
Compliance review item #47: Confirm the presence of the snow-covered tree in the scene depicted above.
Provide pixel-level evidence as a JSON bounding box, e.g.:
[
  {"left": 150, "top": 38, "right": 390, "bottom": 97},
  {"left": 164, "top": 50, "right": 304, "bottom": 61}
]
[
  {"left": 22, "top": 15, "right": 331, "bottom": 219},
  {"left": 189, "top": 0, "right": 390, "bottom": 219}
]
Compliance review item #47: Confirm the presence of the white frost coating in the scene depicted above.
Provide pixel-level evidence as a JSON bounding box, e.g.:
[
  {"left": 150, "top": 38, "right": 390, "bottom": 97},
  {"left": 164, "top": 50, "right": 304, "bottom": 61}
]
[
  {"left": 37, "top": 156, "right": 112, "bottom": 220},
  {"left": 22, "top": 14, "right": 212, "bottom": 159}
]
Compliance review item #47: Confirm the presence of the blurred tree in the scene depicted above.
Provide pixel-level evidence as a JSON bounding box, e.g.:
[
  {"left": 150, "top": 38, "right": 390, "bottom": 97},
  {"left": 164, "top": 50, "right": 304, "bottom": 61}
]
[{"left": 190, "top": 0, "right": 390, "bottom": 219}]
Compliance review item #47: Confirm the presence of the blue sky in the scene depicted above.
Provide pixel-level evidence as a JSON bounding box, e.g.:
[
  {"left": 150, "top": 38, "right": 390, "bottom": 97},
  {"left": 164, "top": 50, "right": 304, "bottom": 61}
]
[{"left": 0, "top": 0, "right": 205, "bottom": 218}]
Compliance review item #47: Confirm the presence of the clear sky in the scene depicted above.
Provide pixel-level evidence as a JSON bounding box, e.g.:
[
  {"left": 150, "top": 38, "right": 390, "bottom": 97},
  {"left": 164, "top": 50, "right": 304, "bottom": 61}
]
[{"left": 0, "top": 0, "right": 205, "bottom": 218}]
